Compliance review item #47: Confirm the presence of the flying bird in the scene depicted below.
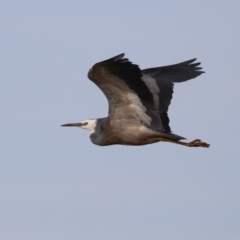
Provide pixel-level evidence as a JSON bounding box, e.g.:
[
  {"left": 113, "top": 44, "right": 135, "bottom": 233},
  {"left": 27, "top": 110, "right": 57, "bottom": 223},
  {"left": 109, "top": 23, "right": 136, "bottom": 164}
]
[{"left": 62, "top": 54, "right": 209, "bottom": 148}]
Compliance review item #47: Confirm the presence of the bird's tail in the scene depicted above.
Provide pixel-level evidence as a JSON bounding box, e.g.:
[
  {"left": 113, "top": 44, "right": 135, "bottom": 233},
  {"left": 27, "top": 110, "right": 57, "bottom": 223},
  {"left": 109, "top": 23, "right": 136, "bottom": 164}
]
[{"left": 159, "top": 131, "right": 186, "bottom": 140}]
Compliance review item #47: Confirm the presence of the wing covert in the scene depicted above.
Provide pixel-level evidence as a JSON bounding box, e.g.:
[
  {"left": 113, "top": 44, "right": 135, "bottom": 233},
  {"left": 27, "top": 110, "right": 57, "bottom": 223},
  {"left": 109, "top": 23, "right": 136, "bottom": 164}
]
[{"left": 88, "top": 54, "right": 162, "bottom": 130}]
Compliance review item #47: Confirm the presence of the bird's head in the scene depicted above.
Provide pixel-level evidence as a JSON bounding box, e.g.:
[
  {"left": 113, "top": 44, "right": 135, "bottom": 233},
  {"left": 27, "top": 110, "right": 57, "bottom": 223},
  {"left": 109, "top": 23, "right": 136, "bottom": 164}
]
[{"left": 61, "top": 119, "right": 97, "bottom": 133}]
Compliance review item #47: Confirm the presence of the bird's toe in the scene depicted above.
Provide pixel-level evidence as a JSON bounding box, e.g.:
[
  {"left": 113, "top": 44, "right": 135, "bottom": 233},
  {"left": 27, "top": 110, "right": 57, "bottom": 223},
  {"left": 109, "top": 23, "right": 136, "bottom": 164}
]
[{"left": 187, "top": 139, "right": 210, "bottom": 148}]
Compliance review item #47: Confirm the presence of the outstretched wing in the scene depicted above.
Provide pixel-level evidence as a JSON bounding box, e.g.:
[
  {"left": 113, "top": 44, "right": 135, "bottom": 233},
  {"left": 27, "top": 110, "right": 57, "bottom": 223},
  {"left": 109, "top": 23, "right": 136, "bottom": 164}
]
[
  {"left": 88, "top": 54, "right": 163, "bottom": 131},
  {"left": 141, "top": 59, "right": 204, "bottom": 131}
]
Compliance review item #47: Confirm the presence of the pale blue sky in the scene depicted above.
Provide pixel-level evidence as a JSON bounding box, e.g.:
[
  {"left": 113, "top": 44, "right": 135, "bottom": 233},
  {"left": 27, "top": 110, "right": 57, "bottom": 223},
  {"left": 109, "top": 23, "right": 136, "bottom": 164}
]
[{"left": 1, "top": 1, "right": 240, "bottom": 240}]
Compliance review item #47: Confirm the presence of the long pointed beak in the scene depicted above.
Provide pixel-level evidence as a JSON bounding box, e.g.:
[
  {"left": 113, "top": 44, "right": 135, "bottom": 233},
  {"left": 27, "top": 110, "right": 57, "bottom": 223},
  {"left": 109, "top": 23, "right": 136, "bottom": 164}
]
[{"left": 61, "top": 123, "right": 82, "bottom": 127}]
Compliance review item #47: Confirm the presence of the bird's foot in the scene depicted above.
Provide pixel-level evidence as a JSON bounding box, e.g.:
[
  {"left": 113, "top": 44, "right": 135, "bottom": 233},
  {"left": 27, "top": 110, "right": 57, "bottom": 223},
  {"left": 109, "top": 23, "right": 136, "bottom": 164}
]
[{"left": 187, "top": 139, "right": 210, "bottom": 148}]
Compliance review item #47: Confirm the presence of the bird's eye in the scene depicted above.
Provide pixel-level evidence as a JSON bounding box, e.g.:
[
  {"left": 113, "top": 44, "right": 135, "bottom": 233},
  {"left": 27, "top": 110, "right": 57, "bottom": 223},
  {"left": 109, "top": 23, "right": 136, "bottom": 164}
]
[{"left": 83, "top": 122, "right": 88, "bottom": 126}]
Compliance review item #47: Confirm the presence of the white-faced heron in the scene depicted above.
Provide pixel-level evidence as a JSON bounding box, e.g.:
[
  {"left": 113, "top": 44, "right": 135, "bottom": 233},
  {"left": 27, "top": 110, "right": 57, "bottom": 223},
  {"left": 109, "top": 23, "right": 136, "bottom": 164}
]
[{"left": 61, "top": 54, "right": 210, "bottom": 148}]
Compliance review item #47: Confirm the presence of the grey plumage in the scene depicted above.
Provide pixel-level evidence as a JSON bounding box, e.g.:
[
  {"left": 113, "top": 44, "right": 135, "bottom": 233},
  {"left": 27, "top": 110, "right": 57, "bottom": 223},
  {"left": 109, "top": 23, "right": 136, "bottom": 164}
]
[{"left": 62, "top": 54, "right": 209, "bottom": 148}]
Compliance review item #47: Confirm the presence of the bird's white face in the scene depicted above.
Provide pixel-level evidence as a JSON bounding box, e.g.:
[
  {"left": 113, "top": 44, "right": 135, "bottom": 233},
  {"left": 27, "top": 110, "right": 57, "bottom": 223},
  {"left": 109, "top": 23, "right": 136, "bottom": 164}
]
[
  {"left": 61, "top": 119, "right": 97, "bottom": 133},
  {"left": 79, "top": 119, "right": 97, "bottom": 132}
]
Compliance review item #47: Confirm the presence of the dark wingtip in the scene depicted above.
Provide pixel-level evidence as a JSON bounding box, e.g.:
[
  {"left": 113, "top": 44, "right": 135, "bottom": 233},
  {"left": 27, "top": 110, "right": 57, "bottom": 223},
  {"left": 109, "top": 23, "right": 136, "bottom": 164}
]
[{"left": 104, "top": 53, "right": 125, "bottom": 63}]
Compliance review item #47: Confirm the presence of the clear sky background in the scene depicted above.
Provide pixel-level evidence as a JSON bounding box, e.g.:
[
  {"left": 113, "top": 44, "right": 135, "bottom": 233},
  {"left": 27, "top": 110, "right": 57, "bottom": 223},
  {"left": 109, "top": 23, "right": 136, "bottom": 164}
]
[{"left": 1, "top": 1, "right": 240, "bottom": 240}]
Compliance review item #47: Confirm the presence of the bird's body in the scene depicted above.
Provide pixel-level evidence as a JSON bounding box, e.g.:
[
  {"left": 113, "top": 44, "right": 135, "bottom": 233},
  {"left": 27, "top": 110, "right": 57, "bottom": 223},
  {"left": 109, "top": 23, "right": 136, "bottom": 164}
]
[
  {"left": 88, "top": 118, "right": 184, "bottom": 146},
  {"left": 62, "top": 54, "right": 210, "bottom": 148}
]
